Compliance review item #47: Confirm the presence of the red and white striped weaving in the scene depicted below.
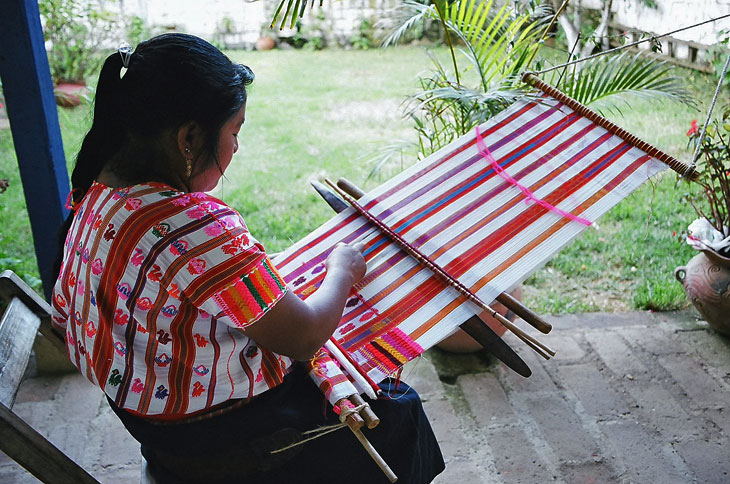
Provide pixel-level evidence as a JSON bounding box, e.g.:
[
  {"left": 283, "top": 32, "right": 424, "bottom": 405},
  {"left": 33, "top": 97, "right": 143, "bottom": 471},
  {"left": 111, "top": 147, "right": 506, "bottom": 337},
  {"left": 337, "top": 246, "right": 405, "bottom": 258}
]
[{"left": 273, "top": 87, "right": 682, "bottom": 385}]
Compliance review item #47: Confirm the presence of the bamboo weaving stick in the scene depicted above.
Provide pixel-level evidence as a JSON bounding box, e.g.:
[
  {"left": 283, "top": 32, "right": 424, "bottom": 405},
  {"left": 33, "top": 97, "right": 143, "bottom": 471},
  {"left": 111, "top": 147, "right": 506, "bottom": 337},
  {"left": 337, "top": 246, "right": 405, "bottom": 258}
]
[
  {"left": 314, "top": 179, "right": 533, "bottom": 377},
  {"left": 326, "top": 178, "right": 555, "bottom": 360},
  {"left": 336, "top": 178, "right": 553, "bottom": 335},
  {"left": 336, "top": 398, "right": 397, "bottom": 482},
  {"left": 348, "top": 424, "right": 398, "bottom": 483}
]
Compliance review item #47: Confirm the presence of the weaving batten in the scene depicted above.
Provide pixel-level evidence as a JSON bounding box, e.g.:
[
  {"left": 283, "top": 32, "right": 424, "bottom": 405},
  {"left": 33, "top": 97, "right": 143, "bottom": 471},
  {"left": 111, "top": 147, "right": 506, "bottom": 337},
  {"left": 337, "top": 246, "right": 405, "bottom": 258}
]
[
  {"left": 325, "top": 178, "right": 533, "bottom": 377},
  {"left": 336, "top": 178, "right": 552, "bottom": 336},
  {"left": 325, "top": 178, "right": 556, "bottom": 361},
  {"left": 522, "top": 73, "right": 697, "bottom": 180}
]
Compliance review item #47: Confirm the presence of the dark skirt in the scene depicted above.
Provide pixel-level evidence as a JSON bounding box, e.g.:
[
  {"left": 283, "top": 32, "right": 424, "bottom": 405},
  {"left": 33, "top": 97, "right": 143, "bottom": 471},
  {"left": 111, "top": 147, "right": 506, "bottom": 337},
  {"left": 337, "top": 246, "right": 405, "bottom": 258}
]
[{"left": 109, "top": 365, "right": 445, "bottom": 484}]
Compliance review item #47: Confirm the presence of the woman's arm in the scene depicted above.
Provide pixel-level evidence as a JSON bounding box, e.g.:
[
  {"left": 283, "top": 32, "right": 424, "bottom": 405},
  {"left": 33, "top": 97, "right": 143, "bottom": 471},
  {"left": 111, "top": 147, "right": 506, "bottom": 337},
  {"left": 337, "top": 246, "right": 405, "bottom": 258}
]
[{"left": 242, "top": 242, "right": 366, "bottom": 360}]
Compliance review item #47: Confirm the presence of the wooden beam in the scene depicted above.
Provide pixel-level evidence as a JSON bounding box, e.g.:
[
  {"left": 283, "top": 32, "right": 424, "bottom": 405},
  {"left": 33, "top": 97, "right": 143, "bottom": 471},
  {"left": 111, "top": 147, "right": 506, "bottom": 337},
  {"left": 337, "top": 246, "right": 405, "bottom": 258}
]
[
  {"left": 0, "top": 0, "right": 70, "bottom": 300},
  {"left": 0, "top": 403, "right": 100, "bottom": 484}
]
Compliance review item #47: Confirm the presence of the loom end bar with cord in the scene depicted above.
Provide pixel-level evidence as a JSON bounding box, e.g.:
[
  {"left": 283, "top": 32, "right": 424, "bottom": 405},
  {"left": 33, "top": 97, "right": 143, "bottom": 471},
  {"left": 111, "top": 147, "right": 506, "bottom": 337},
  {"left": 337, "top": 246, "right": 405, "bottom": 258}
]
[
  {"left": 521, "top": 73, "right": 698, "bottom": 181},
  {"left": 336, "top": 178, "right": 553, "bottom": 336},
  {"left": 349, "top": 393, "right": 380, "bottom": 429},
  {"left": 325, "top": 178, "right": 556, "bottom": 361}
]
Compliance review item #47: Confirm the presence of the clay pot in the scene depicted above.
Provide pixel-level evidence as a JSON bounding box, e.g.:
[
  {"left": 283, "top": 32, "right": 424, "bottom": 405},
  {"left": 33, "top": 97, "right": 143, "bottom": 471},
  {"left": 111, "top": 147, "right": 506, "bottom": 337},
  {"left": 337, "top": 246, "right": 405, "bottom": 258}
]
[
  {"left": 675, "top": 250, "right": 730, "bottom": 335},
  {"left": 255, "top": 36, "right": 275, "bottom": 51},
  {"left": 54, "top": 81, "right": 88, "bottom": 108}
]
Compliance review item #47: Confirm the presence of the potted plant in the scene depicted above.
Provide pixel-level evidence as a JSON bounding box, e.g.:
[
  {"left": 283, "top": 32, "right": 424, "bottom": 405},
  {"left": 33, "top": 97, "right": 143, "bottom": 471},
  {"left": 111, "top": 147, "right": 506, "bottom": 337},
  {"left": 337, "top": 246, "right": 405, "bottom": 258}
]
[
  {"left": 39, "top": 0, "right": 116, "bottom": 107},
  {"left": 255, "top": 28, "right": 277, "bottom": 51},
  {"left": 675, "top": 105, "right": 730, "bottom": 334}
]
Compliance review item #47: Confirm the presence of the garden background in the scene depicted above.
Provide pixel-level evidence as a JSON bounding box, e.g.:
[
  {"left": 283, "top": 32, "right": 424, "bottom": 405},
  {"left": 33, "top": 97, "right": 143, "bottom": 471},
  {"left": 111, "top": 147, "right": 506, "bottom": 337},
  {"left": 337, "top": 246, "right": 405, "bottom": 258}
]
[{"left": 1, "top": 0, "right": 728, "bottom": 315}]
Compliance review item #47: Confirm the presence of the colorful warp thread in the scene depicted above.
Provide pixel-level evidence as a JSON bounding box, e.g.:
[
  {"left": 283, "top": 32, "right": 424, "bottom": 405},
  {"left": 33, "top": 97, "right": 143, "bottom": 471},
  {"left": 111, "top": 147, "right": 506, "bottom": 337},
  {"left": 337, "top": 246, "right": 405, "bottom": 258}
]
[{"left": 273, "top": 92, "right": 669, "bottom": 384}]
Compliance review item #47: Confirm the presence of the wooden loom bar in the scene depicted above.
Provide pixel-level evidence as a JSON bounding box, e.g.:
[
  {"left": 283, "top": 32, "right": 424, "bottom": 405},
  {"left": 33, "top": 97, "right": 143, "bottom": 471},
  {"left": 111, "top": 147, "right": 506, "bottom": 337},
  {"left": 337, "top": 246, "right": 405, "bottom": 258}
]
[
  {"left": 337, "top": 397, "right": 397, "bottom": 482},
  {"left": 326, "top": 178, "right": 556, "bottom": 360},
  {"left": 522, "top": 73, "right": 698, "bottom": 181},
  {"left": 336, "top": 178, "right": 553, "bottom": 335},
  {"left": 495, "top": 291, "right": 551, "bottom": 334},
  {"left": 350, "top": 393, "right": 380, "bottom": 429},
  {"left": 315, "top": 179, "right": 533, "bottom": 377}
]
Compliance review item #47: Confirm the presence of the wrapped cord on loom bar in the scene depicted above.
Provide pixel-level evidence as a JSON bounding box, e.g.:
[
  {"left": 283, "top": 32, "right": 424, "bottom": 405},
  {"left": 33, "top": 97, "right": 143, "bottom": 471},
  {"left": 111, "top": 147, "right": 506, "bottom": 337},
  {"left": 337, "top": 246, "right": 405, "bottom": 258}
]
[{"left": 522, "top": 73, "right": 698, "bottom": 180}]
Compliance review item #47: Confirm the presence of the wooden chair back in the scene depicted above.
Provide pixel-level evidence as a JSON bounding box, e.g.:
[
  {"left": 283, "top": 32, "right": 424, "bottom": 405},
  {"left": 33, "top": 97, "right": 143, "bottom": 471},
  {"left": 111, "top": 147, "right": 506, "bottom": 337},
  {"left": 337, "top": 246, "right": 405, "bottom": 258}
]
[{"left": 0, "top": 270, "right": 100, "bottom": 484}]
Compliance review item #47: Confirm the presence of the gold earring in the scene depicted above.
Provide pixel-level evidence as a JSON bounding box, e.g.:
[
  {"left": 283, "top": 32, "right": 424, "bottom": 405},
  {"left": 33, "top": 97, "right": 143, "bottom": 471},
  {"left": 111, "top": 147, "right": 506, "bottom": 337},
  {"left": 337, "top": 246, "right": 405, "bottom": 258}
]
[{"left": 184, "top": 148, "right": 192, "bottom": 178}]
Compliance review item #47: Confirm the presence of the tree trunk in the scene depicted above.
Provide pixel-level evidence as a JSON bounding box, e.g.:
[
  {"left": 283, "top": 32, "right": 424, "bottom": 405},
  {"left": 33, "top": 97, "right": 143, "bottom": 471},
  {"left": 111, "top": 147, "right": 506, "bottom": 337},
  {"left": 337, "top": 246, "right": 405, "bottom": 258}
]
[
  {"left": 597, "top": 0, "right": 614, "bottom": 51},
  {"left": 551, "top": 0, "right": 582, "bottom": 60},
  {"left": 552, "top": 0, "right": 615, "bottom": 60},
  {"left": 578, "top": 0, "right": 613, "bottom": 58}
]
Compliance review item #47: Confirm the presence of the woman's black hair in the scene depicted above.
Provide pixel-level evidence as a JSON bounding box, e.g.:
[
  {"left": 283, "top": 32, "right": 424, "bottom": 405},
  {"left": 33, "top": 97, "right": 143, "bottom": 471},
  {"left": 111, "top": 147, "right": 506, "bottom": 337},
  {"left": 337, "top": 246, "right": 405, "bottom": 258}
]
[
  {"left": 72, "top": 32, "right": 254, "bottom": 200},
  {"left": 54, "top": 33, "right": 254, "bottom": 277}
]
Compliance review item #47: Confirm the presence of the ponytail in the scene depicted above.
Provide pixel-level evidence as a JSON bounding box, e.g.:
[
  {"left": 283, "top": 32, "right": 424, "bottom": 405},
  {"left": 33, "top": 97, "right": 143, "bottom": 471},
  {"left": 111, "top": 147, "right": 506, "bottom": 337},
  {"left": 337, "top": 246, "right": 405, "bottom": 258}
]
[
  {"left": 70, "top": 53, "right": 127, "bottom": 206},
  {"left": 54, "top": 52, "right": 127, "bottom": 278}
]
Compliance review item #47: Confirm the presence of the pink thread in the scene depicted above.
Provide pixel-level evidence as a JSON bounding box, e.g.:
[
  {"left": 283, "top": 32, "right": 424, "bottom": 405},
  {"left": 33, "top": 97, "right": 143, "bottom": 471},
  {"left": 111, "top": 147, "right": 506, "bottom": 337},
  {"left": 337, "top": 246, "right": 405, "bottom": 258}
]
[
  {"left": 474, "top": 127, "right": 592, "bottom": 226},
  {"left": 65, "top": 188, "right": 82, "bottom": 211},
  {"left": 333, "top": 400, "right": 356, "bottom": 415}
]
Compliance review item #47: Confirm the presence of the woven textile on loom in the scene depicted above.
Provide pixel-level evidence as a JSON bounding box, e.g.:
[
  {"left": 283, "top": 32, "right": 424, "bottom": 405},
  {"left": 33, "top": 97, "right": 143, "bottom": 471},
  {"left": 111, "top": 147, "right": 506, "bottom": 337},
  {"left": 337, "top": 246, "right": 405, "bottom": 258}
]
[{"left": 272, "top": 86, "right": 679, "bottom": 385}]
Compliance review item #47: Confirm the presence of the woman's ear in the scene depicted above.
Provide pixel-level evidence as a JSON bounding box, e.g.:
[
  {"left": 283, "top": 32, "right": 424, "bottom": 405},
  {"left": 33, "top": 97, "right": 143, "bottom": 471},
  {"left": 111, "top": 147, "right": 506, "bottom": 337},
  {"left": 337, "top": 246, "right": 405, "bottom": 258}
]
[{"left": 176, "top": 121, "right": 205, "bottom": 159}]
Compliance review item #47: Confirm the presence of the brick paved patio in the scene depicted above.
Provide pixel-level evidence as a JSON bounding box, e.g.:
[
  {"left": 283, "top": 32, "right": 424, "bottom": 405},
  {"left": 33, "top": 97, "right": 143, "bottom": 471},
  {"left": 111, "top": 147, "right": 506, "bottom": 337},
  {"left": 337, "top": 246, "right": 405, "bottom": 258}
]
[{"left": 1, "top": 309, "right": 728, "bottom": 483}]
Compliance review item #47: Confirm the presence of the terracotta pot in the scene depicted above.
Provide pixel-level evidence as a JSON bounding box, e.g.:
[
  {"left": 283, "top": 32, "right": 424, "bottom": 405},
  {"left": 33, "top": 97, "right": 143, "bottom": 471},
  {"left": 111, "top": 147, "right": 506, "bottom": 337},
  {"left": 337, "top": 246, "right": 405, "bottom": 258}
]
[
  {"left": 675, "top": 250, "right": 730, "bottom": 335},
  {"left": 54, "top": 81, "right": 88, "bottom": 107},
  {"left": 255, "top": 36, "right": 275, "bottom": 51}
]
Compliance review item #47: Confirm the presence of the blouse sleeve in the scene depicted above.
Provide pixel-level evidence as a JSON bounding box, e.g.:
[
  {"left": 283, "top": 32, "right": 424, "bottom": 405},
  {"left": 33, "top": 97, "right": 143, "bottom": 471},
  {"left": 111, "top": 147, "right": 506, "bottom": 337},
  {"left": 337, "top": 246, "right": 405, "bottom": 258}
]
[
  {"left": 157, "top": 193, "right": 287, "bottom": 329},
  {"left": 207, "top": 254, "right": 287, "bottom": 329}
]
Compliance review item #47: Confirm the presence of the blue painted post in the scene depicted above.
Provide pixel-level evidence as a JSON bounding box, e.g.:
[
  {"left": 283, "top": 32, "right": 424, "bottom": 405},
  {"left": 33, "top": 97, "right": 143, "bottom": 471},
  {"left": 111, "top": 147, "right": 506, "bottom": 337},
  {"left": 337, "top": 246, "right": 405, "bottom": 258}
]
[{"left": 0, "top": 0, "right": 70, "bottom": 300}]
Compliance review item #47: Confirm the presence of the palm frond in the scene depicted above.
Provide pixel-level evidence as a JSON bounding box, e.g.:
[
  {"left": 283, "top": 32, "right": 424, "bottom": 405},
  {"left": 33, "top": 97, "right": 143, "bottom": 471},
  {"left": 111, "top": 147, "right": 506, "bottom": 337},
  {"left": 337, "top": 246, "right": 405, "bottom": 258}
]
[
  {"left": 380, "top": 0, "right": 436, "bottom": 48},
  {"left": 435, "top": 0, "right": 545, "bottom": 89},
  {"left": 555, "top": 51, "right": 697, "bottom": 115},
  {"left": 269, "top": 0, "right": 323, "bottom": 30},
  {"left": 365, "top": 138, "right": 421, "bottom": 181}
]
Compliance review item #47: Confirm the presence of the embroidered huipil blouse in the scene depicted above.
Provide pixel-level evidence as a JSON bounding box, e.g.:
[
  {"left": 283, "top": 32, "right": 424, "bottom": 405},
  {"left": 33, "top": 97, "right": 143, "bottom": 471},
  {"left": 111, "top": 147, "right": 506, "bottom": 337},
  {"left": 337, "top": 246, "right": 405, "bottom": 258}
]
[{"left": 51, "top": 182, "right": 355, "bottom": 419}]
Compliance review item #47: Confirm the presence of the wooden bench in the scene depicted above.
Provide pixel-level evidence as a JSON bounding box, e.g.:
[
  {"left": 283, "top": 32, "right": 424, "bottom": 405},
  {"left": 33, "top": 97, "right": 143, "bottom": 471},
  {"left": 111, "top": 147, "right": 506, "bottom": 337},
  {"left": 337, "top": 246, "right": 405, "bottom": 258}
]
[{"left": 0, "top": 269, "right": 100, "bottom": 484}]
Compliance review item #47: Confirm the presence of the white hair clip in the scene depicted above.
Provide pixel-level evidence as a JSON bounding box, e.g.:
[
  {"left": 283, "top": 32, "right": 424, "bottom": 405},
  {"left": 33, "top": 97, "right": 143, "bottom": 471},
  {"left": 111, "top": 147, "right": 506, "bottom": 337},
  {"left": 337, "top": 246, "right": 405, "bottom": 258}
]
[{"left": 118, "top": 42, "right": 133, "bottom": 69}]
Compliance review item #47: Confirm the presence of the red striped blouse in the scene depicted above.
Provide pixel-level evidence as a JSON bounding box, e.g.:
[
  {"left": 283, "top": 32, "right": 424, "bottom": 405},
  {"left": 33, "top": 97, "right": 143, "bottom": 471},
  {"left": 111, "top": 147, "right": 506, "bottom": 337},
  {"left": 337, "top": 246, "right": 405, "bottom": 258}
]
[{"left": 51, "top": 182, "right": 294, "bottom": 418}]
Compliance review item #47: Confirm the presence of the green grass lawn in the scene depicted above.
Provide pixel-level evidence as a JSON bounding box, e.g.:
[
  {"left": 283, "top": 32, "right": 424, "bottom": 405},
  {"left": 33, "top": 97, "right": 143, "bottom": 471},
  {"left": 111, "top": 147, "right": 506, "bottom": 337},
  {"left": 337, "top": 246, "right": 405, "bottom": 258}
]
[{"left": 0, "top": 46, "right": 719, "bottom": 314}]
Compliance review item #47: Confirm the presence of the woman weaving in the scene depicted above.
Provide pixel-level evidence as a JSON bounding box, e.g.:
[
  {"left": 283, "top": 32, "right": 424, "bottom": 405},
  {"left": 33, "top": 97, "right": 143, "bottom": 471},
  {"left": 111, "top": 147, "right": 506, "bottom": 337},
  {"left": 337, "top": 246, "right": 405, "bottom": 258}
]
[{"left": 51, "top": 33, "right": 444, "bottom": 484}]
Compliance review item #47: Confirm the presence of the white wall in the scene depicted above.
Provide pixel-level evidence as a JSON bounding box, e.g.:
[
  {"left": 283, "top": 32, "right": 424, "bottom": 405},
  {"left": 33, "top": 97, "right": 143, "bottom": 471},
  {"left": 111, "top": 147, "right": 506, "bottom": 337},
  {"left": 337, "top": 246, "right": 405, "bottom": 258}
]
[
  {"left": 581, "top": 0, "right": 729, "bottom": 45},
  {"left": 119, "top": 0, "right": 266, "bottom": 47},
  {"left": 122, "top": 0, "right": 399, "bottom": 48},
  {"left": 122, "top": 0, "right": 728, "bottom": 49}
]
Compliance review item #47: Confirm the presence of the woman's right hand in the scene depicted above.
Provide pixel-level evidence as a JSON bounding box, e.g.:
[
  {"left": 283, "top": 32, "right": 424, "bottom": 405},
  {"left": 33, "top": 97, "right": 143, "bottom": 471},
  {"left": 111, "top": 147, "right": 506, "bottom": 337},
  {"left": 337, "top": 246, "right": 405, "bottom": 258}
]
[
  {"left": 325, "top": 242, "right": 367, "bottom": 286},
  {"left": 243, "top": 241, "right": 367, "bottom": 360}
]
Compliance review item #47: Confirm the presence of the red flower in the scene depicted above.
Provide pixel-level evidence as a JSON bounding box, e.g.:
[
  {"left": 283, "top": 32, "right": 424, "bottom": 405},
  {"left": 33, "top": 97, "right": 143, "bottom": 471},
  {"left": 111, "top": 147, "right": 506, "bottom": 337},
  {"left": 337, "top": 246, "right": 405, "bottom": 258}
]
[{"left": 687, "top": 119, "right": 699, "bottom": 137}]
